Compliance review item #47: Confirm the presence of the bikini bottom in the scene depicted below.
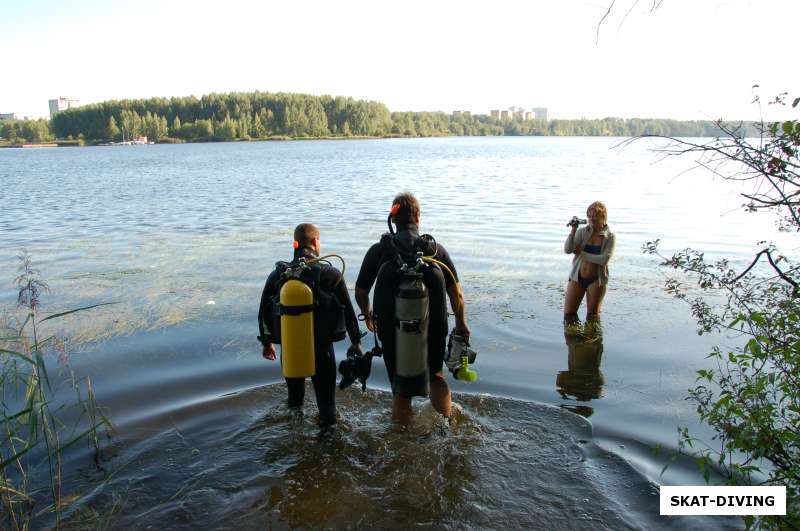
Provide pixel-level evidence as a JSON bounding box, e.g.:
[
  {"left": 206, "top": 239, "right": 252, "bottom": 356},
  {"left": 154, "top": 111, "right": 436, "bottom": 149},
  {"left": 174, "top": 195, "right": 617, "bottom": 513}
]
[{"left": 577, "top": 273, "right": 599, "bottom": 290}]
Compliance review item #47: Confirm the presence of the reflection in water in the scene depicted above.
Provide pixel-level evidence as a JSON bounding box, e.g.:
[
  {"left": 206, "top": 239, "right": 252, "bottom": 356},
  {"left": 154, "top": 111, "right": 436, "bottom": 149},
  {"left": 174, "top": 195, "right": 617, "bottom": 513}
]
[{"left": 558, "top": 319, "right": 605, "bottom": 417}]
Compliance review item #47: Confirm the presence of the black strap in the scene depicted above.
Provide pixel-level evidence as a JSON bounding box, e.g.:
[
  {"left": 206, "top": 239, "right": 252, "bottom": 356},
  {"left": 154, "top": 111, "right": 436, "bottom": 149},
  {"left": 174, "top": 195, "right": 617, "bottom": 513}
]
[
  {"left": 279, "top": 304, "right": 314, "bottom": 316},
  {"left": 381, "top": 232, "right": 421, "bottom": 266}
]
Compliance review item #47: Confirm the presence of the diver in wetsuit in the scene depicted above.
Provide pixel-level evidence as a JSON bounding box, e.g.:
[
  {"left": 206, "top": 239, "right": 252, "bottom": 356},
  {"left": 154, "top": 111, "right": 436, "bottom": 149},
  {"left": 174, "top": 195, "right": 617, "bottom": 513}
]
[
  {"left": 258, "top": 223, "right": 362, "bottom": 427},
  {"left": 355, "top": 193, "right": 471, "bottom": 425}
]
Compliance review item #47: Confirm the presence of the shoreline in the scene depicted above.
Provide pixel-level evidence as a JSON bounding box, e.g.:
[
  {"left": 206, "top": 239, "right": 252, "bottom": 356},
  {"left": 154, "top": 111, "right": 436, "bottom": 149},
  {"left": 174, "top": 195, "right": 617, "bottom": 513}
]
[
  {"left": 0, "top": 132, "right": 727, "bottom": 149},
  {"left": 0, "top": 134, "right": 439, "bottom": 148}
]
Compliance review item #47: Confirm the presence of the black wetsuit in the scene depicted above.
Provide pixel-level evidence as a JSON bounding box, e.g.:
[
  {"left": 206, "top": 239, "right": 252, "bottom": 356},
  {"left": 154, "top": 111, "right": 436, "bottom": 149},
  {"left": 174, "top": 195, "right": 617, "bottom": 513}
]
[
  {"left": 258, "top": 248, "right": 360, "bottom": 426},
  {"left": 356, "top": 225, "right": 458, "bottom": 397}
]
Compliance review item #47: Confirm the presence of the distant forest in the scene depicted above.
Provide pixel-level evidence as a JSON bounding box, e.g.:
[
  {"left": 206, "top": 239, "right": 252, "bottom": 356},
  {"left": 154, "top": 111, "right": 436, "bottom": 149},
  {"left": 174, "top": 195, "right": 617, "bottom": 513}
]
[{"left": 1, "top": 91, "right": 759, "bottom": 144}]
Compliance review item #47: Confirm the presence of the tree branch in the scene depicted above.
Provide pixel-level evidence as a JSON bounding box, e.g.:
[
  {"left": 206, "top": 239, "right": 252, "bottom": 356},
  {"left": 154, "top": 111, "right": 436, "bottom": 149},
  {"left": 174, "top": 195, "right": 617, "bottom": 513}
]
[
  {"left": 596, "top": 0, "right": 616, "bottom": 44},
  {"left": 731, "top": 249, "right": 799, "bottom": 294}
]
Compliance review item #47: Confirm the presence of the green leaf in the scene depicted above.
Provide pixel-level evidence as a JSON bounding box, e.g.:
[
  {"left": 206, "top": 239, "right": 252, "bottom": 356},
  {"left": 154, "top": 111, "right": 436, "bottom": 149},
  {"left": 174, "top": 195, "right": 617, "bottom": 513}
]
[
  {"left": 652, "top": 444, "right": 662, "bottom": 457},
  {"left": 35, "top": 350, "right": 52, "bottom": 392},
  {"left": 0, "top": 443, "right": 37, "bottom": 472},
  {"left": 55, "top": 421, "right": 107, "bottom": 453},
  {"left": 749, "top": 312, "right": 765, "bottom": 326},
  {"left": 38, "top": 302, "right": 117, "bottom": 323},
  {"left": 745, "top": 339, "right": 762, "bottom": 357},
  {"left": 697, "top": 369, "right": 714, "bottom": 381},
  {"left": 2, "top": 406, "right": 34, "bottom": 423},
  {"left": 30, "top": 336, "right": 53, "bottom": 353},
  {"left": 782, "top": 121, "right": 794, "bottom": 135}
]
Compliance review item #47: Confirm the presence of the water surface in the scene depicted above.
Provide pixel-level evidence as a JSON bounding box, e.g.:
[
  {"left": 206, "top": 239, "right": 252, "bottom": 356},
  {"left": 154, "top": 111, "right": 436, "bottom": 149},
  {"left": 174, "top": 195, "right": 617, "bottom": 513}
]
[{"left": 1, "top": 137, "right": 771, "bottom": 528}]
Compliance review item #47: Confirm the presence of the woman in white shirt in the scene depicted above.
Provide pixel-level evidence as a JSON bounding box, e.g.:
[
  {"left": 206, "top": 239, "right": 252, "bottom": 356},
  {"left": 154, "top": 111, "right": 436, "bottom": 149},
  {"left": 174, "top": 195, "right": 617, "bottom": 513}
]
[{"left": 563, "top": 201, "right": 616, "bottom": 320}]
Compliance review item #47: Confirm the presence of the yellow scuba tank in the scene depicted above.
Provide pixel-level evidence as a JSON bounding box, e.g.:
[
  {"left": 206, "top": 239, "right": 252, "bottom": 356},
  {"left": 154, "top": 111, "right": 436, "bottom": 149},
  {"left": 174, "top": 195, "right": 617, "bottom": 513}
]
[{"left": 279, "top": 278, "right": 315, "bottom": 378}]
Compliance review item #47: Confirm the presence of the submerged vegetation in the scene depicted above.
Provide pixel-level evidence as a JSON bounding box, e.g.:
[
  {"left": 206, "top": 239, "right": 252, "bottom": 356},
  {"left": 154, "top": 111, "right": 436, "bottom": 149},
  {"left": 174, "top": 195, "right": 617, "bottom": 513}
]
[
  {"left": 0, "top": 252, "right": 112, "bottom": 529},
  {"left": 644, "top": 93, "right": 800, "bottom": 529},
  {"left": 0, "top": 90, "right": 757, "bottom": 145}
]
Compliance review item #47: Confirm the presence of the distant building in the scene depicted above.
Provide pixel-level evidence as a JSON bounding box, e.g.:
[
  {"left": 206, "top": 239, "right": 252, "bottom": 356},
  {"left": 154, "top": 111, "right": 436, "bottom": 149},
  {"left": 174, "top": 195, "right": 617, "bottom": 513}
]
[
  {"left": 463, "top": 111, "right": 471, "bottom": 118},
  {"left": 48, "top": 97, "right": 80, "bottom": 117},
  {"left": 452, "top": 111, "right": 462, "bottom": 117},
  {"left": 0, "top": 112, "right": 22, "bottom": 121},
  {"left": 489, "top": 106, "right": 541, "bottom": 120}
]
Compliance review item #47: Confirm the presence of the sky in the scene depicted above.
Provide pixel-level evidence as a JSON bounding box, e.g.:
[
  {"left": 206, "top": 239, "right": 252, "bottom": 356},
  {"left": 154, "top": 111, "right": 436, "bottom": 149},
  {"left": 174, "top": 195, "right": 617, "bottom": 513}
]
[{"left": 2, "top": 0, "right": 798, "bottom": 121}]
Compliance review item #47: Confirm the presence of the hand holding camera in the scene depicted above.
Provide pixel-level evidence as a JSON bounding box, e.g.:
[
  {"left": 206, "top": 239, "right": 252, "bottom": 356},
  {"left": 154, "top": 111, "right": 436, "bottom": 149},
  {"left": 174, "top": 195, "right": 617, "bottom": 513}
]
[
  {"left": 446, "top": 330, "right": 478, "bottom": 382},
  {"left": 338, "top": 343, "right": 382, "bottom": 391},
  {"left": 567, "top": 216, "right": 587, "bottom": 228}
]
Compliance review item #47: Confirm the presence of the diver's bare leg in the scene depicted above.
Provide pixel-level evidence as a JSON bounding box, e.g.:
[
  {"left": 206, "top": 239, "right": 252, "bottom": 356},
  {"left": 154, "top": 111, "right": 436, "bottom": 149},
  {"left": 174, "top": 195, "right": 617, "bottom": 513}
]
[
  {"left": 430, "top": 371, "right": 452, "bottom": 418},
  {"left": 392, "top": 394, "right": 413, "bottom": 425}
]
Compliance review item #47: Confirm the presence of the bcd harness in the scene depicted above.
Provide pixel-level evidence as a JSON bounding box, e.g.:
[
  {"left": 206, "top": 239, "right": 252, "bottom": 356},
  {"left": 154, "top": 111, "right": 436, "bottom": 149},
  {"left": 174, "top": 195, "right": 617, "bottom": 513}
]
[
  {"left": 373, "top": 231, "right": 444, "bottom": 397},
  {"left": 376, "top": 229, "right": 477, "bottom": 394}
]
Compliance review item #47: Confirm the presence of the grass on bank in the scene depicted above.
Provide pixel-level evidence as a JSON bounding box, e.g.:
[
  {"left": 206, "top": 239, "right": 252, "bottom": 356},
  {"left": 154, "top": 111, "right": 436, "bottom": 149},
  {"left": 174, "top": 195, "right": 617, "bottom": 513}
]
[{"left": 1, "top": 252, "right": 114, "bottom": 530}]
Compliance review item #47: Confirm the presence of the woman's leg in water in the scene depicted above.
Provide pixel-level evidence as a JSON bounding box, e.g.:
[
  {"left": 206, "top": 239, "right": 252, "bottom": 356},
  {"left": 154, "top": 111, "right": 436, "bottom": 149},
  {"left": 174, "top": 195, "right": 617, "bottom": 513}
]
[
  {"left": 585, "top": 282, "right": 607, "bottom": 319},
  {"left": 564, "top": 280, "right": 586, "bottom": 320}
]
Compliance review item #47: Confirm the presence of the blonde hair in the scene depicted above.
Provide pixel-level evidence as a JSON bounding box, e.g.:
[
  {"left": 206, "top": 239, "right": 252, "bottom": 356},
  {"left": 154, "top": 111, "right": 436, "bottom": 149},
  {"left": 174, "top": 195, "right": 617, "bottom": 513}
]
[{"left": 588, "top": 201, "right": 608, "bottom": 226}]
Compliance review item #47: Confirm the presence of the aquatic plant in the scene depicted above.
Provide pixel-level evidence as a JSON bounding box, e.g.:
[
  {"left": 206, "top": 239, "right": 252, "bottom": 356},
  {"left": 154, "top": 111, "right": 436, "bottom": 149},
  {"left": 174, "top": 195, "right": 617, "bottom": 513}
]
[
  {"left": 0, "top": 252, "right": 113, "bottom": 529},
  {"left": 641, "top": 92, "right": 800, "bottom": 529}
]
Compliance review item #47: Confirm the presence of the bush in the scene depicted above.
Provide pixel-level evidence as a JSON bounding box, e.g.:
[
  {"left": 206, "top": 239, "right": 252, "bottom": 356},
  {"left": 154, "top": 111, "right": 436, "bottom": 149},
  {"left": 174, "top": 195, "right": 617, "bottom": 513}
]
[
  {"left": 643, "top": 93, "right": 800, "bottom": 529},
  {"left": 156, "top": 136, "right": 183, "bottom": 144}
]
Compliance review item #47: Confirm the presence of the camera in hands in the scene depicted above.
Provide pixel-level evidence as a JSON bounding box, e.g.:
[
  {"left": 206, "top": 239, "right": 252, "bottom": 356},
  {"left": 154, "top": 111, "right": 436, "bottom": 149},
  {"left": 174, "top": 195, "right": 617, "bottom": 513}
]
[
  {"left": 338, "top": 344, "right": 382, "bottom": 391},
  {"left": 445, "top": 330, "right": 478, "bottom": 382},
  {"left": 567, "top": 216, "right": 587, "bottom": 228}
]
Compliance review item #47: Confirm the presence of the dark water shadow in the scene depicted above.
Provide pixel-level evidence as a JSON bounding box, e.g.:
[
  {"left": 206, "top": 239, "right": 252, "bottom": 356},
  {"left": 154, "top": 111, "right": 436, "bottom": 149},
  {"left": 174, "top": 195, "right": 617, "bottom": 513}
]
[{"left": 49, "top": 383, "right": 735, "bottom": 530}]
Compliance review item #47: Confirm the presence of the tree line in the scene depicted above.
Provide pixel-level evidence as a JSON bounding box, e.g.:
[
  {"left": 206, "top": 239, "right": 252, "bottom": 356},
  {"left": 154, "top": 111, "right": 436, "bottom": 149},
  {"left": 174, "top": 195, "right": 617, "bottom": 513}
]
[
  {"left": 1, "top": 91, "right": 759, "bottom": 143},
  {"left": 0, "top": 119, "right": 53, "bottom": 144}
]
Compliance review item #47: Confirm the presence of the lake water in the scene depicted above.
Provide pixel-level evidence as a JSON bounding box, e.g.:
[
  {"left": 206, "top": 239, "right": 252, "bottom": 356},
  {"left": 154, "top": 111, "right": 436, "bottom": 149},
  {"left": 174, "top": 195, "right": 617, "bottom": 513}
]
[{"left": 2, "top": 137, "right": 782, "bottom": 528}]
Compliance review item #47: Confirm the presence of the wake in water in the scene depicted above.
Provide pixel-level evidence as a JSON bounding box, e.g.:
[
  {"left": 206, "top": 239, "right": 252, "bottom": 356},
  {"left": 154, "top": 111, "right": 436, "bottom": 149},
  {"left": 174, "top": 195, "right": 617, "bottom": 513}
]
[{"left": 53, "top": 383, "right": 722, "bottom": 530}]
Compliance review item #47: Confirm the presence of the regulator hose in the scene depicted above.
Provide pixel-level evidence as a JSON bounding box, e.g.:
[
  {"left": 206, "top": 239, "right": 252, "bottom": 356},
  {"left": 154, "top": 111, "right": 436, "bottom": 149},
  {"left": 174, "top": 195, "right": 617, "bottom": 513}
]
[
  {"left": 305, "top": 253, "right": 347, "bottom": 288},
  {"left": 421, "top": 256, "right": 457, "bottom": 287}
]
